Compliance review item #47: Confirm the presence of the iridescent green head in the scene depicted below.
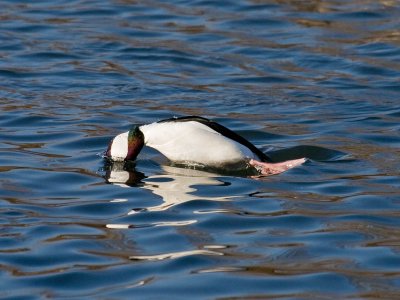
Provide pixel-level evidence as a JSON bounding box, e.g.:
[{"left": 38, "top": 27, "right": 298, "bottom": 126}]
[{"left": 106, "top": 126, "right": 144, "bottom": 162}]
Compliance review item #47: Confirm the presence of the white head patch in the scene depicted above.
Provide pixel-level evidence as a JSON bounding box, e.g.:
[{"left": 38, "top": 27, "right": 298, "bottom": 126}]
[{"left": 110, "top": 132, "right": 129, "bottom": 161}]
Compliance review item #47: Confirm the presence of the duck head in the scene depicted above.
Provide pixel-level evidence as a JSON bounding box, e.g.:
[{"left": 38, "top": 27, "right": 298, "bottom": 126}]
[{"left": 106, "top": 126, "right": 144, "bottom": 162}]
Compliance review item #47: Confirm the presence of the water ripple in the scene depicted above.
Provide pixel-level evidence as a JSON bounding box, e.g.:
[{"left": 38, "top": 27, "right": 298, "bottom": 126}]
[{"left": 1, "top": 0, "right": 400, "bottom": 298}]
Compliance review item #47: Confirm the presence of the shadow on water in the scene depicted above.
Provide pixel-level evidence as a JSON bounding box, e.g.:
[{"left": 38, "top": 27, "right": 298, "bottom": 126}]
[{"left": 268, "top": 145, "right": 349, "bottom": 162}]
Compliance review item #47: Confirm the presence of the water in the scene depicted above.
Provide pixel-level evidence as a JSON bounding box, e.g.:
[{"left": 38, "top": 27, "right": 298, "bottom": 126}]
[{"left": 1, "top": 0, "right": 400, "bottom": 298}]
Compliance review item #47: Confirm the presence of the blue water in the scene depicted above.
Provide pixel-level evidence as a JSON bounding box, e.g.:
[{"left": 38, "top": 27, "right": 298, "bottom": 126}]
[{"left": 1, "top": 0, "right": 400, "bottom": 298}]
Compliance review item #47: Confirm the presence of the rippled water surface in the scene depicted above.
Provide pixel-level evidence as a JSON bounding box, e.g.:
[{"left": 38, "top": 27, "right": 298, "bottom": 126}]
[{"left": 1, "top": 0, "right": 400, "bottom": 298}]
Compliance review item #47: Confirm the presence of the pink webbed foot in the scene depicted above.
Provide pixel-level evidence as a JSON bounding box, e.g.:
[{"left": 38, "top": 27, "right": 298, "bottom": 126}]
[{"left": 249, "top": 158, "right": 306, "bottom": 176}]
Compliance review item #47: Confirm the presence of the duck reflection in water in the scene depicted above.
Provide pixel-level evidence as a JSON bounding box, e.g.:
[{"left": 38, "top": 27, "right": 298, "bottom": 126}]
[
  {"left": 102, "top": 142, "right": 346, "bottom": 220},
  {"left": 103, "top": 161, "right": 231, "bottom": 214}
]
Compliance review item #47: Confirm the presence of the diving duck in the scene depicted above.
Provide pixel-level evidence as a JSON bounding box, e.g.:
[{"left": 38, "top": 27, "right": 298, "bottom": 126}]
[{"left": 105, "top": 116, "right": 305, "bottom": 175}]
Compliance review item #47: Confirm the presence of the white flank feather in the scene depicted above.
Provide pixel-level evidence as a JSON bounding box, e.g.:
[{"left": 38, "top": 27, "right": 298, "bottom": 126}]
[{"left": 139, "top": 121, "right": 255, "bottom": 166}]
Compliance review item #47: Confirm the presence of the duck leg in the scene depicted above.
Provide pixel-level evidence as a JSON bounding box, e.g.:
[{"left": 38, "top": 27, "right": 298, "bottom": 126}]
[{"left": 249, "top": 158, "right": 306, "bottom": 176}]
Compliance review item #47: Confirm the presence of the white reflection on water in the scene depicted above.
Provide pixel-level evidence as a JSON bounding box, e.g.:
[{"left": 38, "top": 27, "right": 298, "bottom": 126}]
[
  {"left": 106, "top": 220, "right": 197, "bottom": 229},
  {"left": 105, "top": 163, "right": 233, "bottom": 228},
  {"left": 129, "top": 249, "right": 223, "bottom": 261},
  {"left": 139, "top": 165, "right": 233, "bottom": 211}
]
